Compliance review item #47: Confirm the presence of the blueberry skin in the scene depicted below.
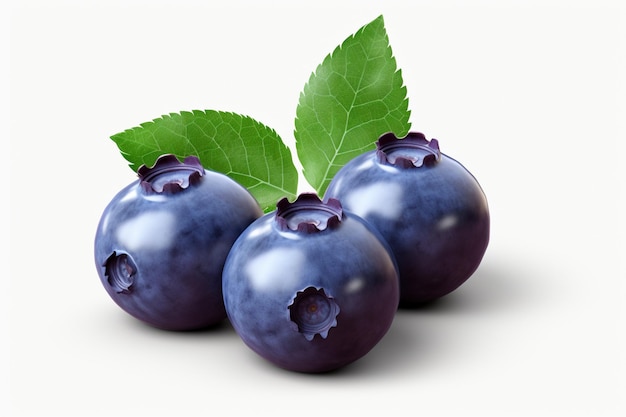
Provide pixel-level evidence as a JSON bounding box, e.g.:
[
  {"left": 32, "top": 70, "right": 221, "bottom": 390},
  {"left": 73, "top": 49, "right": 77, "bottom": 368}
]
[
  {"left": 324, "top": 132, "right": 490, "bottom": 305},
  {"left": 222, "top": 194, "right": 399, "bottom": 373},
  {"left": 94, "top": 155, "right": 262, "bottom": 330}
]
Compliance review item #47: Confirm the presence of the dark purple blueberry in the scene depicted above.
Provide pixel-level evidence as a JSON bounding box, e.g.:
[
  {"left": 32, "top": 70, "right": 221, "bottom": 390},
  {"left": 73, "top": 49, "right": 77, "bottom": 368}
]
[
  {"left": 94, "top": 154, "right": 263, "bottom": 330},
  {"left": 324, "top": 132, "right": 490, "bottom": 306},
  {"left": 222, "top": 193, "right": 399, "bottom": 373}
]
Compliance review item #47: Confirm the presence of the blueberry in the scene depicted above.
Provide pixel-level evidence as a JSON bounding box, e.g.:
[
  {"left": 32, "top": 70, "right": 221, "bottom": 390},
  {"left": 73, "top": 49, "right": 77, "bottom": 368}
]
[
  {"left": 94, "top": 154, "right": 263, "bottom": 330},
  {"left": 324, "top": 132, "right": 490, "bottom": 305},
  {"left": 222, "top": 193, "right": 399, "bottom": 373}
]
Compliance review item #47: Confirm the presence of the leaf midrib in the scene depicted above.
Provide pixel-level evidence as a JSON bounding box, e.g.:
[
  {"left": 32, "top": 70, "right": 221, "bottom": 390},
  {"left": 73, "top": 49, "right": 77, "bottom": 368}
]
[{"left": 318, "top": 52, "right": 374, "bottom": 192}]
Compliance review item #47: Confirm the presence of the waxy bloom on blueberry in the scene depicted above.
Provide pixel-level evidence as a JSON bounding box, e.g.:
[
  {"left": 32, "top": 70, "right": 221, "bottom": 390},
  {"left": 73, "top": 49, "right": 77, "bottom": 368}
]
[
  {"left": 94, "top": 154, "right": 262, "bottom": 330},
  {"left": 325, "top": 132, "right": 490, "bottom": 305},
  {"left": 222, "top": 193, "right": 399, "bottom": 373}
]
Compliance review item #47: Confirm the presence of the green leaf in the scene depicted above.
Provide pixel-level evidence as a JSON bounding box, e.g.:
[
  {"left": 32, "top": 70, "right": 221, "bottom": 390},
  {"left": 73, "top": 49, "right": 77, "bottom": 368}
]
[
  {"left": 294, "top": 14, "right": 412, "bottom": 196},
  {"left": 110, "top": 110, "right": 298, "bottom": 212}
]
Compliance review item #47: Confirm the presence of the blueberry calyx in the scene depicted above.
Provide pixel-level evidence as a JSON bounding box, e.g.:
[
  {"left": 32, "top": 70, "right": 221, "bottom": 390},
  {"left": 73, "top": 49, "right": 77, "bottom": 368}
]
[
  {"left": 104, "top": 251, "right": 136, "bottom": 294},
  {"left": 138, "top": 154, "right": 205, "bottom": 194},
  {"left": 376, "top": 132, "right": 441, "bottom": 168},
  {"left": 288, "top": 286, "right": 340, "bottom": 341},
  {"left": 275, "top": 193, "right": 342, "bottom": 233}
]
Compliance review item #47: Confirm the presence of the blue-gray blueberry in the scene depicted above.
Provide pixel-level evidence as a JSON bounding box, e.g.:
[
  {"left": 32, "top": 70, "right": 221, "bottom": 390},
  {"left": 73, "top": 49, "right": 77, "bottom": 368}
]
[
  {"left": 94, "top": 154, "right": 262, "bottom": 330},
  {"left": 222, "top": 194, "right": 399, "bottom": 373},
  {"left": 325, "top": 132, "right": 490, "bottom": 305}
]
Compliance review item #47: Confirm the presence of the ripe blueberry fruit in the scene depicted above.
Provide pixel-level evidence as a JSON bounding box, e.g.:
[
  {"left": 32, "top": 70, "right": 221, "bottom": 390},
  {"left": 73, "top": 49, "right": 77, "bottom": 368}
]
[
  {"left": 324, "top": 132, "right": 490, "bottom": 305},
  {"left": 94, "top": 154, "right": 262, "bottom": 330},
  {"left": 222, "top": 193, "right": 399, "bottom": 373}
]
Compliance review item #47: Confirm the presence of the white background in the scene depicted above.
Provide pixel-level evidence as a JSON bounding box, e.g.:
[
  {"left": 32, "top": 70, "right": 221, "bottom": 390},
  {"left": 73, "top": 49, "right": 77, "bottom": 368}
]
[{"left": 3, "top": 0, "right": 626, "bottom": 416}]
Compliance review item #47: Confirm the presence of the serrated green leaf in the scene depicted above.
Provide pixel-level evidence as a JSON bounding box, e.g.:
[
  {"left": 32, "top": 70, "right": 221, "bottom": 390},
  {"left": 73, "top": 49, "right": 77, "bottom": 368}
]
[
  {"left": 294, "top": 15, "right": 411, "bottom": 196},
  {"left": 110, "top": 110, "right": 298, "bottom": 212}
]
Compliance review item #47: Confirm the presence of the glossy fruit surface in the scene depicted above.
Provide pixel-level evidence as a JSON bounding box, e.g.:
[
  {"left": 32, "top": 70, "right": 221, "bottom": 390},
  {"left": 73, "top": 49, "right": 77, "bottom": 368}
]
[
  {"left": 324, "top": 132, "right": 490, "bottom": 305},
  {"left": 222, "top": 194, "right": 399, "bottom": 373},
  {"left": 94, "top": 154, "right": 262, "bottom": 330}
]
